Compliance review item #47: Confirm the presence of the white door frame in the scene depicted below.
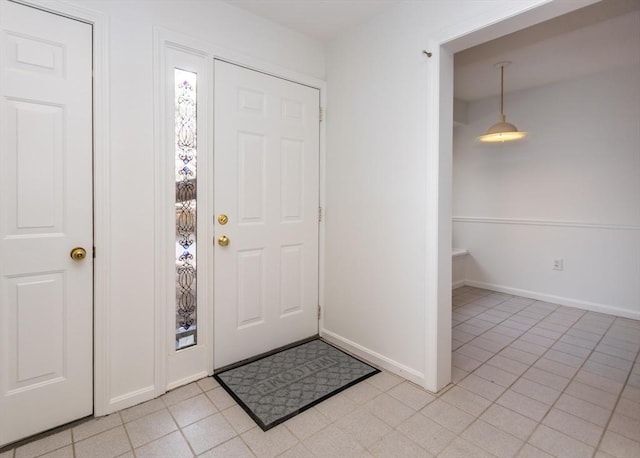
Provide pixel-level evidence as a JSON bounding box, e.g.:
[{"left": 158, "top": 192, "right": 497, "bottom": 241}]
[
  {"left": 423, "top": 0, "right": 601, "bottom": 392},
  {"left": 10, "top": 0, "right": 111, "bottom": 416},
  {"left": 153, "top": 27, "right": 327, "bottom": 391}
]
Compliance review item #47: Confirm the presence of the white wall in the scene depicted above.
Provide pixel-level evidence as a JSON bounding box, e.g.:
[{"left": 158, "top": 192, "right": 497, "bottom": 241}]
[
  {"left": 453, "top": 64, "right": 640, "bottom": 318},
  {"left": 52, "top": 0, "right": 325, "bottom": 413},
  {"left": 320, "top": 0, "right": 576, "bottom": 390}
]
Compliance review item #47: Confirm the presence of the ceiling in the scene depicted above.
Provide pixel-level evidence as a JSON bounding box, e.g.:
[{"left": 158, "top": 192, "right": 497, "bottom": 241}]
[
  {"left": 222, "top": 0, "right": 402, "bottom": 42},
  {"left": 454, "top": 0, "right": 640, "bottom": 101},
  {"left": 222, "top": 0, "right": 640, "bottom": 101}
]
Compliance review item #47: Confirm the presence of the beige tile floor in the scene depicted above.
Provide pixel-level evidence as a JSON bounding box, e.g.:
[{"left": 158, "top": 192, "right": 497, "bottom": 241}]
[{"left": 2, "top": 287, "right": 639, "bottom": 458}]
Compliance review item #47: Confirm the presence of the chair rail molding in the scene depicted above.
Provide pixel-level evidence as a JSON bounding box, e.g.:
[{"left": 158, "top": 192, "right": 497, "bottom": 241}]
[{"left": 453, "top": 216, "right": 640, "bottom": 231}]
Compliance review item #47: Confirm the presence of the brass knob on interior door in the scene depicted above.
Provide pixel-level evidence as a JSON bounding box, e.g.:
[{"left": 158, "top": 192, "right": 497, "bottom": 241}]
[
  {"left": 70, "top": 247, "right": 87, "bottom": 260},
  {"left": 218, "top": 235, "right": 230, "bottom": 247}
]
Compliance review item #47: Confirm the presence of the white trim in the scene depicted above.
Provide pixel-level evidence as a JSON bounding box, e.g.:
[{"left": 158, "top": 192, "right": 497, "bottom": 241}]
[
  {"left": 453, "top": 216, "right": 640, "bottom": 231},
  {"left": 152, "top": 27, "right": 167, "bottom": 403},
  {"left": 463, "top": 280, "right": 640, "bottom": 321},
  {"left": 13, "top": 0, "right": 111, "bottom": 417},
  {"left": 154, "top": 27, "right": 324, "bottom": 90},
  {"left": 452, "top": 249, "right": 469, "bottom": 258},
  {"left": 108, "top": 385, "right": 156, "bottom": 412},
  {"left": 423, "top": 38, "right": 441, "bottom": 394},
  {"left": 91, "top": 5, "right": 111, "bottom": 419},
  {"left": 318, "top": 83, "right": 327, "bottom": 337},
  {"left": 166, "top": 371, "right": 208, "bottom": 391},
  {"left": 452, "top": 280, "right": 466, "bottom": 290},
  {"left": 321, "top": 330, "right": 426, "bottom": 389},
  {"left": 158, "top": 38, "right": 212, "bottom": 390},
  {"left": 440, "top": 0, "right": 599, "bottom": 52}
]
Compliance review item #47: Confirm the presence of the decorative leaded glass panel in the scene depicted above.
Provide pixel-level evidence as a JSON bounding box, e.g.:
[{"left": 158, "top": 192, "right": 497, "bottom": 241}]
[{"left": 175, "top": 69, "right": 197, "bottom": 350}]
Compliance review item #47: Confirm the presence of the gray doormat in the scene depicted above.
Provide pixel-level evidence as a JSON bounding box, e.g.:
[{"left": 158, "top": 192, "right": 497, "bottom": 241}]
[{"left": 214, "top": 338, "right": 379, "bottom": 430}]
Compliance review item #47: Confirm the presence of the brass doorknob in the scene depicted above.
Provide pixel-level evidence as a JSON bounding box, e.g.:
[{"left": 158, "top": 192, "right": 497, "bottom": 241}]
[
  {"left": 70, "top": 247, "right": 87, "bottom": 260},
  {"left": 218, "top": 235, "right": 230, "bottom": 247}
]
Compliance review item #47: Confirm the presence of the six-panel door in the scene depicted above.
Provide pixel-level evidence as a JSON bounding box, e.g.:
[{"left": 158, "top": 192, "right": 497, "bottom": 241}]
[
  {"left": 214, "top": 60, "right": 320, "bottom": 368},
  {"left": 0, "top": 1, "right": 93, "bottom": 446}
]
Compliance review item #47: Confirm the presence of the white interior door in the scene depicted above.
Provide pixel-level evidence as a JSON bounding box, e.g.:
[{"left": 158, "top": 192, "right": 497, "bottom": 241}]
[
  {"left": 0, "top": 1, "right": 93, "bottom": 446},
  {"left": 214, "top": 60, "right": 320, "bottom": 368}
]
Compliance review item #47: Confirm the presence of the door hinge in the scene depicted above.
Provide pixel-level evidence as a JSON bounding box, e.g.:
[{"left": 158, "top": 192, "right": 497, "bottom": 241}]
[
  {"left": 319, "top": 106, "right": 324, "bottom": 122},
  {"left": 317, "top": 304, "right": 321, "bottom": 320},
  {"left": 318, "top": 206, "right": 323, "bottom": 222}
]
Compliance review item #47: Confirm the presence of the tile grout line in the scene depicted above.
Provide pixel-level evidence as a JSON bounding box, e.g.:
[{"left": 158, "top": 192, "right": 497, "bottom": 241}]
[
  {"left": 162, "top": 396, "right": 199, "bottom": 458},
  {"left": 130, "top": 384, "right": 242, "bottom": 456},
  {"left": 343, "top": 379, "right": 416, "bottom": 457},
  {"left": 120, "top": 386, "right": 204, "bottom": 456},
  {"left": 167, "top": 385, "right": 257, "bottom": 457},
  {"left": 70, "top": 424, "right": 77, "bottom": 458},
  {"left": 219, "top": 407, "right": 260, "bottom": 458},
  {"left": 591, "top": 321, "right": 640, "bottom": 455},
  {"left": 118, "top": 411, "right": 137, "bottom": 458}
]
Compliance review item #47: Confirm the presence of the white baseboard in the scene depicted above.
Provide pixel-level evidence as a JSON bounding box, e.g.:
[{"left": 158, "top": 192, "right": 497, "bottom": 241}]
[
  {"left": 108, "top": 385, "right": 157, "bottom": 415},
  {"left": 320, "top": 329, "right": 425, "bottom": 387},
  {"left": 106, "top": 371, "right": 210, "bottom": 415},
  {"left": 463, "top": 280, "right": 640, "bottom": 321},
  {"left": 452, "top": 279, "right": 466, "bottom": 289},
  {"left": 167, "top": 371, "right": 209, "bottom": 391}
]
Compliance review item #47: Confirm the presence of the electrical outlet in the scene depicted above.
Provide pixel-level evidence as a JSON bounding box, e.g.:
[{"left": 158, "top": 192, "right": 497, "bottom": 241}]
[{"left": 553, "top": 258, "right": 564, "bottom": 271}]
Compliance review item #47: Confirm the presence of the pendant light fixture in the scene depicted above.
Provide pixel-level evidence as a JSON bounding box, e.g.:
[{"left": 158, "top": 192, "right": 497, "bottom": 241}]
[{"left": 478, "top": 61, "right": 527, "bottom": 143}]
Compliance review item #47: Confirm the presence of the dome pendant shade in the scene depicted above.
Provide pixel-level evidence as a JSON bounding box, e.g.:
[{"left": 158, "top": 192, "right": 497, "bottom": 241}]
[
  {"left": 478, "top": 113, "right": 528, "bottom": 143},
  {"left": 477, "top": 62, "right": 527, "bottom": 143}
]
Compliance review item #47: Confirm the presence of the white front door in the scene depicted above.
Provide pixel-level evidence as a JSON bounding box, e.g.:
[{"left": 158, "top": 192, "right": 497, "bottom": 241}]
[
  {"left": 214, "top": 60, "right": 320, "bottom": 368},
  {"left": 0, "top": 1, "right": 93, "bottom": 446}
]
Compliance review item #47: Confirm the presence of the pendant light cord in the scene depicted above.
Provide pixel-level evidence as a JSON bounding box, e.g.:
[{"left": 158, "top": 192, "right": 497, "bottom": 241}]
[{"left": 500, "top": 64, "right": 504, "bottom": 116}]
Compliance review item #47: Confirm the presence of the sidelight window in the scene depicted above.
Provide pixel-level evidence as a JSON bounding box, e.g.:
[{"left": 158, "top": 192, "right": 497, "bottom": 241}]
[{"left": 174, "top": 69, "right": 197, "bottom": 350}]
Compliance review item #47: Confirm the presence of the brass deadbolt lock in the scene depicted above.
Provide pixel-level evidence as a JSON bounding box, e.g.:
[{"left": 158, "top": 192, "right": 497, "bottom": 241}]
[{"left": 218, "top": 214, "right": 228, "bottom": 225}]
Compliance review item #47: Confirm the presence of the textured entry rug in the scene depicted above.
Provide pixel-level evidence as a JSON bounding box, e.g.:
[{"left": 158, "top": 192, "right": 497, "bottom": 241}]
[{"left": 214, "top": 339, "right": 379, "bottom": 430}]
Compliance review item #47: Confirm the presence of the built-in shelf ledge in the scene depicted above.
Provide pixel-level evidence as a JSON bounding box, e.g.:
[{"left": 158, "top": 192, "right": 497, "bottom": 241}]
[{"left": 452, "top": 248, "right": 469, "bottom": 258}]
